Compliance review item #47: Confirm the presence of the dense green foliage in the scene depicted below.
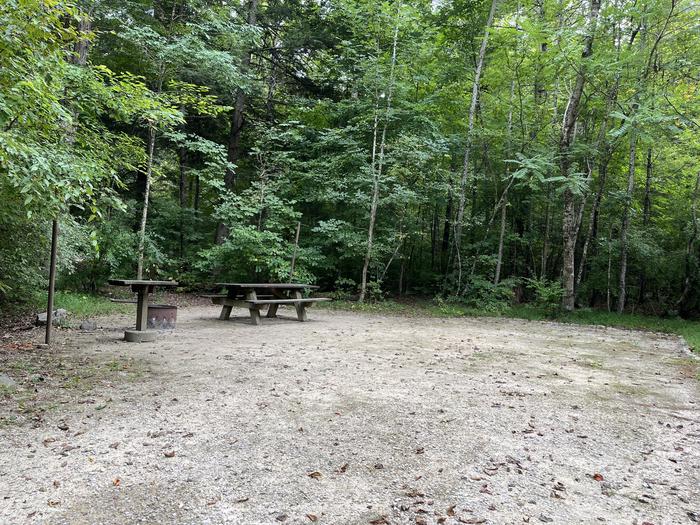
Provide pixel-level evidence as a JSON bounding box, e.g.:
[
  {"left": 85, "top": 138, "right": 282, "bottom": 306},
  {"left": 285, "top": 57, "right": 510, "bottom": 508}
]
[{"left": 1, "top": 0, "right": 699, "bottom": 321}]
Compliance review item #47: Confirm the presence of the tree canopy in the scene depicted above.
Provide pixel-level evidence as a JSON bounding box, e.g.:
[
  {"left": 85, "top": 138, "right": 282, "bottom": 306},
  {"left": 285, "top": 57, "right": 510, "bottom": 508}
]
[{"left": 1, "top": 0, "right": 699, "bottom": 317}]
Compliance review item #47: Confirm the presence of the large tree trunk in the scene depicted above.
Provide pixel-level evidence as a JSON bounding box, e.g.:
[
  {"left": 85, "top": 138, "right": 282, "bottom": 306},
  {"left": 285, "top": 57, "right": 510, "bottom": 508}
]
[
  {"left": 215, "top": 0, "right": 259, "bottom": 244},
  {"left": 359, "top": 5, "right": 401, "bottom": 303},
  {"left": 452, "top": 0, "right": 499, "bottom": 289},
  {"left": 558, "top": 0, "right": 601, "bottom": 311},
  {"left": 617, "top": 131, "right": 637, "bottom": 313}
]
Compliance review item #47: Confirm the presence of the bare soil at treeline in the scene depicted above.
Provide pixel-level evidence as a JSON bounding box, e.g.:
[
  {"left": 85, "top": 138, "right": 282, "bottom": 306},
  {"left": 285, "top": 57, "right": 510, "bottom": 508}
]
[{"left": 1, "top": 305, "right": 698, "bottom": 524}]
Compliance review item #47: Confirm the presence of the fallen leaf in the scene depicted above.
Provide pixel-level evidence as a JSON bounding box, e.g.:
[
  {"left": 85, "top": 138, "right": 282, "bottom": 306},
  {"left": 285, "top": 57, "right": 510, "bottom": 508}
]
[
  {"left": 306, "top": 514, "right": 318, "bottom": 522},
  {"left": 234, "top": 497, "right": 249, "bottom": 503},
  {"left": 593, "top": 473, "right": 604, "bottom": 482},
  {"left": 336, "top": 463, "right": 349, "bottom": 474},
  {"left": 307, "top": 471, "right": 322, "bottom": 480},
  {"left": 415, "top": 447, "right": 425, "bottom": 454},
  {"left": 112, "top": 478, "right": 120, "bottom": 487},
  {"left": 369, "top": 517, "right": 389, "bottom": 525},
  {"left": 447, "top": 505, "right": 456, "bottom": 516}
]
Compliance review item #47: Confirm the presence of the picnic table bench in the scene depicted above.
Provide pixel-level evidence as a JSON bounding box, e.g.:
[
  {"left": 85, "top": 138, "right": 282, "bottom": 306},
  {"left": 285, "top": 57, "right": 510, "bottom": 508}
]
[
  {"left": 208, "top": 283, "right": 330, "bottom": 325},
  {"left": 108, "top": 279, "right": 178, "bottom": 341}
]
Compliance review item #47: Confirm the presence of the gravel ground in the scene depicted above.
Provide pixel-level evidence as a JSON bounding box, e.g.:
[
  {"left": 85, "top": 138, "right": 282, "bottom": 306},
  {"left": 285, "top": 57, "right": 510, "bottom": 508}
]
[{"left": 0, "top": 305, "right": 699, "bottom": 525}]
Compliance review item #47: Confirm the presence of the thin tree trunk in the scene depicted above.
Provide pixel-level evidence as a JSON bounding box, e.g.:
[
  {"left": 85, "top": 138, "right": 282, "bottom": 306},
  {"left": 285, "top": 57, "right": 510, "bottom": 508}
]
[
  {"left": 289, "top": 221, "right": 301, "bottom": 281},
  {"left": 575, "top": 73, "right": 620, "bottom": 292},
  {"left": 493, "top": 79, "right": 515, "bottom": 285},
  {"left": 178, "top": 146, "right": 187, "bottom": 259},
  {"left": 677, "top": 170, "right": 700, "bottom": 312},
  {"left": 617, "top": 131, "right": 637, "bottom": 313},
  {"left": 606, "top": 227, "right": 613, "bottom": 312},
  {"left": 359, "top": 4, "right": 401, "bottom": 302},
  {"left": 494, "top": 190, "right": 507, "bottom": 284},
  {"left": 193, "top": 175, "right": 200, "bottom": 212},
  {"left": 441, "top": 172, "right": 454, "bottom": 272},
  {"left": 541, "top": 197, "right": 551, "bottom": 279},
  {"left": 559, "top": 0, "right": 601, "bottom": 311},
  {"left": 452, "top": 0, "right": 499, "bottom": 288},
  {"left": 137, "top": 125, "right": 156, "bottom": 280},
  {"left": 638, "top": 147, "right": 652, "bottom": 302},
  {"left": 576, "top": 156, "right": 610, "bottom": 290}
]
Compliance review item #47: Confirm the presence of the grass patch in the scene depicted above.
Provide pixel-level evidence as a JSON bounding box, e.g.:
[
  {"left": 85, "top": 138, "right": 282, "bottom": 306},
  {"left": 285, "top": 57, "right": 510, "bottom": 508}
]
[
  {"left": 322, "top": 299, "right": 700, "bottom": 353},
  {"left": 53, "top": 291, "right": 131, "bottom": 319}
]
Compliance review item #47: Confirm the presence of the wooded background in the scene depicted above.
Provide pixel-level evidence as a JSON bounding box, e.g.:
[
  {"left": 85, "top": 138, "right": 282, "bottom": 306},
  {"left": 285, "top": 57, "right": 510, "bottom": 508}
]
[{"left": 1, "top": 0, "right": 699, "bottom": 316}]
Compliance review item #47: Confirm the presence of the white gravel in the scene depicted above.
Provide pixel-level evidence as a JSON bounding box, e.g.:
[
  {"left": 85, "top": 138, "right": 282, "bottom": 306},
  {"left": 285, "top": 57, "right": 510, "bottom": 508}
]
[{"left": 1, "top": 306, "right": 698, "bottom": 524}]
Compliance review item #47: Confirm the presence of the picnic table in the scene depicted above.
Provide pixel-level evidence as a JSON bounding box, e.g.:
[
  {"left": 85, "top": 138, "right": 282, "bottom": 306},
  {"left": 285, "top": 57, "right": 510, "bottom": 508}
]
[
  {"left": 108, "top": 279, "right": 178, "bottom": 341},
  {"left": 205, "top": 283, "right": 330, "bottom": 325}
]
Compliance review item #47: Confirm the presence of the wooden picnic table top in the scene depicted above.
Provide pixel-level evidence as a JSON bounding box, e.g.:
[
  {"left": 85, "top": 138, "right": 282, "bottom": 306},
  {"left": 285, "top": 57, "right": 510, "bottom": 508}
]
[
  {"left": 215, "top": 282, "right": 319, "bottom": 289},
  {"left": 108, "top": 279, "right": 178, "bottom": 287}
]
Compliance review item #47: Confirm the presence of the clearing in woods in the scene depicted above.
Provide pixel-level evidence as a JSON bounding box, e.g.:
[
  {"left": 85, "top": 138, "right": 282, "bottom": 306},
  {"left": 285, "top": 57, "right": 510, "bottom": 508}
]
[{"left": 0, "top": 306, "right": 698, "bottom": 524}]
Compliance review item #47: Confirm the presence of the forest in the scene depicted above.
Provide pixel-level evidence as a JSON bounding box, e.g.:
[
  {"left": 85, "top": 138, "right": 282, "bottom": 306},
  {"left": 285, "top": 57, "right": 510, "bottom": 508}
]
[{"left": 1, "top": 0, "right": 699, "bottom": 317}]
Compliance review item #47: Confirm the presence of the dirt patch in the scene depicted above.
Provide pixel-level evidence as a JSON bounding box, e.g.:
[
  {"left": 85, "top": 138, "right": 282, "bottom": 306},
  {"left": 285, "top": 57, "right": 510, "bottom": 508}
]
[{"left": 0, "top": 306, "right": 698, "bottom": 524}]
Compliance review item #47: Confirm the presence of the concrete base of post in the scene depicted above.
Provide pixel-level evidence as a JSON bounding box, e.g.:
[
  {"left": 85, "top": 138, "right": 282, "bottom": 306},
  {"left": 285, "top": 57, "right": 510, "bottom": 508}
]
[{"left": 124, "top": 330, "right": 158, "bottom": 343}]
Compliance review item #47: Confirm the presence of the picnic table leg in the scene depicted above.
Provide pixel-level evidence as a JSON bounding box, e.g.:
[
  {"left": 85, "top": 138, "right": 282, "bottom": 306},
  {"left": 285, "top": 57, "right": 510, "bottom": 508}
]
[
  {"left": 267, "top": 287, "right": 286, "bottom": 318},
  {"left": 135, "top": 286, "right": 149, "bottom": 331},
  {"left": 219, "top": 287, "right": 238, "bottom": 320},
  {"left": 219, "top": 305, "right": 233, "bottom": 320},
  {"left": 247, "top": 290, "right": 262, "bottom": 325},
  {"left": 293, "top": 290, "right": 307, "bottom": 322},
  {"left": 266, "top": 304, "right": 279, "bottom": 318}
]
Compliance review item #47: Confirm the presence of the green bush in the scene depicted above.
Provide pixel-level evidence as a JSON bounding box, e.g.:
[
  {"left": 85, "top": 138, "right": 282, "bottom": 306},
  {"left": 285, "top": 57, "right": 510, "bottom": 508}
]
[
  {"left": 448, "top": 276, "right": 518, "bottom": 313},
  {"left": 525, "top": 278, "right": 564, "bottom": 315}
]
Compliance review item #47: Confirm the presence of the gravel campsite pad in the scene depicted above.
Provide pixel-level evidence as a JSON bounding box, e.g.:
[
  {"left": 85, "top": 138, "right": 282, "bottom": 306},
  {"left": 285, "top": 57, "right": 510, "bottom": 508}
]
[{"left": 1, "top": 306, "right": 699, "bottom": 524}]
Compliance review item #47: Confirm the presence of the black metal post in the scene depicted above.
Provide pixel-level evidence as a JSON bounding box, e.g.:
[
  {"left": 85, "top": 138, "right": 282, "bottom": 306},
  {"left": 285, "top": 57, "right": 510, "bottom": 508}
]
[{"left": 45, "top": 219, "right": 59, "bottom": 345}]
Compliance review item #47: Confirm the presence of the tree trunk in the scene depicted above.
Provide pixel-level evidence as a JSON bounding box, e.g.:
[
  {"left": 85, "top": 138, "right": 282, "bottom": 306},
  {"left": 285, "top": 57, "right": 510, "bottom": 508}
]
[
  {"left": 137, "top": 125, "right": 156, "bottom": 280},
  {"left": 215, "top": 0, "right": 259, "bottom": 244},
  {"left": 541, "top": 187, "right": 551, "bottom": 279},
  {"left": 193, "top": 175, "right": 200, "bottom": 212},
  {"left": 575, "top": 73, "right": 620, "bottom": 292},
  {"left": 558, "top": 0, "right": 601, "bottom": 311},
  {"left": 576, "top": 156, "right": 610, "bottom": 290},
  {"left": 617, "top": 131, "right": 637, "bottom": 313},
  {"left": 677, "top": 170, "right": 700, "bottom": 313},
  {"left": 638, "top": 147, "right": 652, "bottom": 302},
  {"left": 359, "top": 5, "right": 401, "bottom": 303},
  {"left": 441, "top": 172, "right": 454, "bottom": 272},
  {"left": 494, "top": 191, "right": 507, "bottom": 284},
  {"left": 452, "top": 0, "right": 499, "bottom": 288},
  {"left": 178, "top": 146, "right": 187, "bottom": 259}
]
